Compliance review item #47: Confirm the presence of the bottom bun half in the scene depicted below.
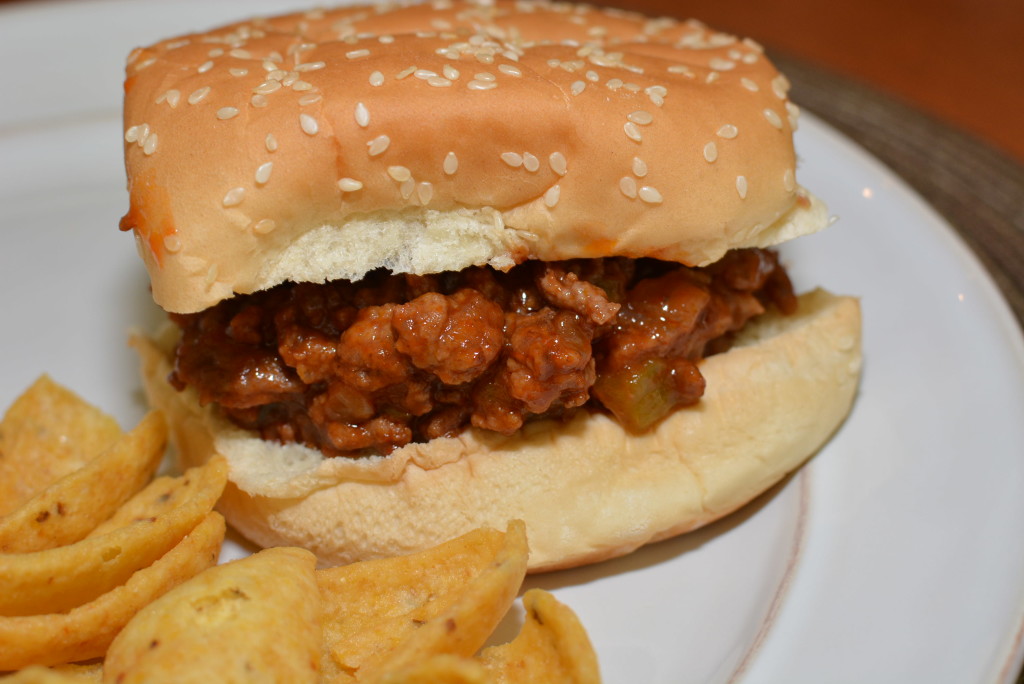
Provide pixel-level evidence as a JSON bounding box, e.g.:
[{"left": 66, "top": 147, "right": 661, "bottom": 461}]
[{"left": 133, "top": 288, "right": 862, "bottom": 572}]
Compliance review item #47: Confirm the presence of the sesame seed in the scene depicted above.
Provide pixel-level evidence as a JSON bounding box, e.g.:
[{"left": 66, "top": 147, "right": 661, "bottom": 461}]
[
  {"left": 204, "top": 264, "right": 218, "bottom": 287},
  {"left": 396, "top": 66, "right": 417, "bottom": 80},
  {"left": 217, "top": 107, "right": 239, "bottom": 120},
  {"left": 703, "top": 142, "right": 718, "bottom": 162},
  {"left": 428, "top": 77, "right": 453, "bottom": 87},
  {"left": 443, "top": 65, "right": 460, "bottom": 80},
  {"left": 255, "top": 162, "right": 273, "bottom": 184},
  {"left": 468, "top": 80, "right": 497, "bottom": 90},
  {"left": 198, "top": 60, "right": 214, "bottom": 74},
  {"left": 544, "top": 185, "right": 561, "bottom": 208},
  {"left": 772, "top": 75, "right": 789, "bottom": 99},
  {"left": 400, "top": 178, "right": 415, "bottom": 199},
  {"left": 415, "top": 69, "right": 438, "bottom": 80},
  {"left": 136, "top": 123, "right": 150, "bottom": 142},
  {"left": 208, "top": 48, "right": 224, "bottom": 58},
  {"left": 124, "top": 125, "right": 140, "bottom": 143},
  {"left": 155, "top": 90, "right": 176, "bottom": 107},
  {"left": 300, "top": 113, "right": 319, "bottom": 135},
  {"left": 229, "top": 48, "right": 252, "bottom": 59},
  {"left": 229, "top": 68, "right": 249, "bottom": 77},
  {"left": 282, "top": 72, "right": 300, "bottom": 87},
  {"left": 705, "top": 72, "right": 720, "bottom": 84},
  {"left": 292, "top": 81, "right": 313, "bottom": 91},
  {"left": 379, "top": 35, "right": 395, "bottom": 44},
  {"left": 522, "top": 152, "right": 540, "bottom": 172},
  {"left": 619, "top": 176, "right": 638, "bottom": 199},
  {"left": 571, "top": 81, "right": 586, "bottom": 95},
  {"left": 783, "top": 169, "right": 796, "bottom": 192},
  {"left": 222, "top": 187, "right": 246, "bottom": 207},
  {"left": 741, "top": 78, "right": 759, "bottom": 92},
  {"left": 417, "top": 181, "right": 434, "bottom": 205},
  {"left": 370, "top": 71, "right": 385, "bottom": 86},
  {"left": 624, "top": 122, "right": 642, "bottom": 143},
  {"left": 367, "top": 135, "right": 390, "bottom": 156},
  {"left": 743, "top": 53, "right": 759, "bottom": 64},
  {"left": 632, "top": 157, "right": 647, "bottom": 177},
  {"left": 346, "top": 49, "right": 370, "bottom": 59},
  {"left": 254, "top": 80, "right": 282, "bottom": 94},
  {"left": 501, "top": 152, "right": 524, "bottom": 168},
  {"left": 709, "top": 57, "right": 735, "bottom": 71},
  {"left": 638, "top": 186, "right": 663, "bottom": 204},
  {"left": 262, "top": 60, "right": 278, "bottom": 72},
  {"left": 338, "top": 178, "right": 363, "bottom": 192},
  {"left": 585, "top": 70, "right": 600, "bottom": 82},
  {"left": 736, "top": 175, "right": 748, "bottom": 199},
  {"left": 251, "top": 94, "right": 268, "bottom": 107},
  {"left": 143, "top": 133, "right": 158, "bottom": 155},
  {"left": 163, "top": 235, "right": 182, "bottom": 253},
  {"left": 474, "top": 72, "right": 496, "bottom": 82},
  {"left": 296, "top": 61, "right": 326, "bottom": 72},
  {"left": 355, "top": 102, "right": 370, "bottom": 128},
  {"left": 606, "top": 78, "right": 624, "bottom": 90},
  {"left": 253, "top": 219, "right": 276, "bottom": 234},
  {"left": 498, "top": 64, "right": 522, "bottom": 77},
  {"left": 549, "top": 151, "right": 567, "bottom": 176},
  {"left": 387, "top": 165, "right": 412, "bottom": 182},
  {"left": 265, "top": 134, "right": 278, "bottom": 152},
  {"left": 188, "top": 87, "right": 211, "bottom": 105},
  {"left": 717, "top": 124, "right": 739, "bottom": 139},
  {"left": 444, "top": 152, "right": 459, "bottom": 175},
  {"left": 628, "top": 110, "right": 653, "bottom": 125},
  {"left": 763, "top": 108, "right": 784, "bottom": 129},
  {"left": 668, "top": 65, "right": 692, "bottom": 75},
  {"left": 267, "top": 69, "right": 287, "bottom": 81}
]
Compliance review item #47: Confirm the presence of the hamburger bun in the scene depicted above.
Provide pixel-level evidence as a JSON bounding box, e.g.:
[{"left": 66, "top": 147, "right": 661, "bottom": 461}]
[
  {"left": 122, "top": 0, "right": 862, "bottom": 571},
  {"left": 122, "top": 0, "right": 826, "bottom": 314},
  {"left": 134, "top": 288, "right": 860, "bottom": 571}
]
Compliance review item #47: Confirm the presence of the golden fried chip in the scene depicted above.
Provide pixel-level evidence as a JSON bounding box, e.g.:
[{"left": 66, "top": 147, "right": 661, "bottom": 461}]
[
  {"left": 0, "top": 458, "right": 227, "bottom": 617},
  {"left": 318, "top": 520, "right": 528, "bottom": 683},
  {"left": 373, "top": 655, "right": 488, "bottom": 684},
  {"left": 0, "top": 665, "right": 96, "bottom": 683},
  {"left": 478, "top": 589, "right": 601, "bottom": 684},
  {"left": 0, "top": 512, "right": 224, "bottom": 670},
  {"left": 0, "top": 376, "right": 122, "bottom": 516},
  {"left": 87, "top": 466, "right": 211, "bottom": 538},
  {"left": 0, "top": 412, "right": 166, "bottom": 553},
  {"left": 103, "top": 547, "right": 322, "bottom": 684}
]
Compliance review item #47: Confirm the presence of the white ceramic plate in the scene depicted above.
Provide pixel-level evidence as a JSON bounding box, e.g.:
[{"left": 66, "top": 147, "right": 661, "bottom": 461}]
[{"left": 2, "top": 2, "right": 1023, "bottom": 682}]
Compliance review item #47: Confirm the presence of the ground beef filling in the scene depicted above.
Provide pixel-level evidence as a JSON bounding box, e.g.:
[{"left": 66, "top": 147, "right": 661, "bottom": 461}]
[{"left": 169, "top": 249, "right": 796, "bottom": 457}]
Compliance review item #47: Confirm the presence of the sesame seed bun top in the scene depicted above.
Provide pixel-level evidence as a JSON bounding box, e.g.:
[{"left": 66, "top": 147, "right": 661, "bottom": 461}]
[{"left": 121, "top": 0, "right": 828, "bottom": 314}]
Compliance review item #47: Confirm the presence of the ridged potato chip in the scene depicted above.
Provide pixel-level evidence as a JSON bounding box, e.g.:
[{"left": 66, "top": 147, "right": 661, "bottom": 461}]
[
  {"left": 0, "top": 512, "right": 224, "bottom": 670},
  {"left": 102, "top": 547, "right": 322, "bottom": 684},
  {"left": 0, "top": 377, "right": 122, "bottom": 517},
  {"left": 0, "top": 661, "right": 102, "bottom": 683},
  {"left": 0, "top": 411, "right": 166, "bottom": 553},
  {"left": 373, "top": 654, "right": 488, "bottom": 684},
  {"left": 0, "top": 665, "right": 96, "bottom": 683},
  {"left": 318, "top": 521, "right": 528, "bottom": 683},
  {"left": 0, "top": 458, "right": 227, "bottom": 617},
  {"left": 478, "top": 589, "right": 601, "bottom": 683}
]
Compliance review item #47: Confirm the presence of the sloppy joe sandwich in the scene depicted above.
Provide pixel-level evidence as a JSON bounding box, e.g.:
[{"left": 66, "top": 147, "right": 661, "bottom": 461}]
[{"left": 123, "top": 0, "right": 862, "bottom": 571}]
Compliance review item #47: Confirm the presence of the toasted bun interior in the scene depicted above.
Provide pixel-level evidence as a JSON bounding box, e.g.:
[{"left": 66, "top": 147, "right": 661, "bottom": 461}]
[
  {"left": 134, "top": 289, "right": 862, "bottom": 571},
  {"left": 122, "top": 1, "right": 825, "bottom": 313}
]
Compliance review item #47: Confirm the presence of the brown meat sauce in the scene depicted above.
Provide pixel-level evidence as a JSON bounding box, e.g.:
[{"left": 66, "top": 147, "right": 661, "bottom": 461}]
[{"left": 170, "top": 249, "right": 796, "bottom": 457}]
